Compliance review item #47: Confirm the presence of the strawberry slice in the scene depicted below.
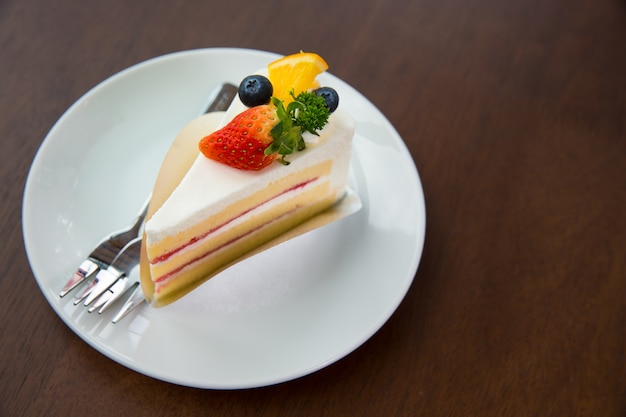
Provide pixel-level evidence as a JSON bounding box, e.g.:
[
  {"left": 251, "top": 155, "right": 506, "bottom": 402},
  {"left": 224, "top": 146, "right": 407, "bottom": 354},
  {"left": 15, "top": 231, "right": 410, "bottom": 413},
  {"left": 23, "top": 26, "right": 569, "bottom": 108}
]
[{"left": 199, "top": 105, "right": 278, "bottom": 171}]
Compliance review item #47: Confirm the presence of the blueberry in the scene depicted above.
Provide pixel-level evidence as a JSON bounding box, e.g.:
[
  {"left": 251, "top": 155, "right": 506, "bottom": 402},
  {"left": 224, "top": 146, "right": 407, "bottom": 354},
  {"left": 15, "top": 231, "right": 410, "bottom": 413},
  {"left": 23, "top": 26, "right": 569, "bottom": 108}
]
[
  {"left": 314, "top": 87, "right": 339, "bottom": 113},
  {"left": 238, "top": 75, "right": 273, "bottom": 107}
]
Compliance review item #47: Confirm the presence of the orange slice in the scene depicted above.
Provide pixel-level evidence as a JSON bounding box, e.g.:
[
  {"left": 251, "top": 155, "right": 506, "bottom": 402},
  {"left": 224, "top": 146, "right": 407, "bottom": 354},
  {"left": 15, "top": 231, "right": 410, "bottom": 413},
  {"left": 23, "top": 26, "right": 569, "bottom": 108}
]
[{"left": 268, "top": 52, "right": 329, "bottom": 104}]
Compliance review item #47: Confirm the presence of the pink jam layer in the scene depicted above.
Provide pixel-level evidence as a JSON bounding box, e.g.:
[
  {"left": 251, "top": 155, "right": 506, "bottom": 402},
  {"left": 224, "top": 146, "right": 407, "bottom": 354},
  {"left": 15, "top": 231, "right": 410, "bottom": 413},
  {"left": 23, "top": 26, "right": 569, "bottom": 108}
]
[
  {"left": 153, "top": 207, "right": 299, "bottom": 288},
  {"left": 151, "top": 177, "right": 319, "bottom": 265}
]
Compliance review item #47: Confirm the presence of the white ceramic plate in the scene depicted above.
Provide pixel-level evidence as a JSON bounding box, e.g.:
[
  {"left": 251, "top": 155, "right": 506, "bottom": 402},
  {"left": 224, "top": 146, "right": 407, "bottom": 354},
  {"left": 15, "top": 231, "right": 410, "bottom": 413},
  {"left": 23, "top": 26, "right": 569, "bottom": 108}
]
[{"left": 22, "top": 48, "right": 426, "bottom": 389}]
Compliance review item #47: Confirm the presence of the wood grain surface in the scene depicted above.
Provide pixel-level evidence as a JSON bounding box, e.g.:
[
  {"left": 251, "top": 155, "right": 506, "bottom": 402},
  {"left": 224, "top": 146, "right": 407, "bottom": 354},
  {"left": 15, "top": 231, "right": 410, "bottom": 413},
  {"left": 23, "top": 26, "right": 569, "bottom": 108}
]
[{"left": 1, "top": 0, "right": 625, "bottom": 415}]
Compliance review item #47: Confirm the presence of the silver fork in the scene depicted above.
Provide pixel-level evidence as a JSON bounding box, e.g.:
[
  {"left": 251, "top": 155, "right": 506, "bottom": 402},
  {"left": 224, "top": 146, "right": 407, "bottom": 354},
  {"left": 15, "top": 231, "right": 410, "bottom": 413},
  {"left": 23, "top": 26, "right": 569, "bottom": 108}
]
[
  {"left": 74, "top": 236, "right": 142, "bottom": 310},
  {"left": 60, "top": 82, "right": 238, "bottom": 321},
  {"left": 59, "top": 200, "right": 148, "bottom": 298}
]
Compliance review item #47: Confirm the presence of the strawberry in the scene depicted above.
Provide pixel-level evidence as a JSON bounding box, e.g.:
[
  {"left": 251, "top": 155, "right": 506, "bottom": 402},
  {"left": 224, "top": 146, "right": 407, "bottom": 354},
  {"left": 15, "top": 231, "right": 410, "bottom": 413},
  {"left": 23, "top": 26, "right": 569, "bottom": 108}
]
[
  {"left": 199, "top": 92, "right": 332, "bottom": 171},
  {"left": 199, "top": 105, "right": 278, "bottom": 171}
]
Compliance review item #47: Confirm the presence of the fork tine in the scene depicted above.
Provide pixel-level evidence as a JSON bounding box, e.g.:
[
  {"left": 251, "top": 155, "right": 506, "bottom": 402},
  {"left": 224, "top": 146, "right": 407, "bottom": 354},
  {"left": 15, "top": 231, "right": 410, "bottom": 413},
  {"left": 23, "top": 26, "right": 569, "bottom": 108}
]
[
  {"left": 59, "top": 260, "right": 100, "bottom": 297},
  {"left": 73, "top": 275, "right": 102, "bottom": 305},
  {"left": 87, "top": 286, "right": 114, "bottom": 313},
  {"left": 112, "top": 285, "right": 145, "bottom": 323}
]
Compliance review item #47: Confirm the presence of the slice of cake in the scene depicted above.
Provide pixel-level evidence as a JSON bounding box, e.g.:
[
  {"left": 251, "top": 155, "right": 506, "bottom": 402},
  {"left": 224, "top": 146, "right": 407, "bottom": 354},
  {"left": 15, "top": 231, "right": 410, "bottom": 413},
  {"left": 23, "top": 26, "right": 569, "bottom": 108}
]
[{"left": 140, "top": 52, "right": 356, "bottom": 306}]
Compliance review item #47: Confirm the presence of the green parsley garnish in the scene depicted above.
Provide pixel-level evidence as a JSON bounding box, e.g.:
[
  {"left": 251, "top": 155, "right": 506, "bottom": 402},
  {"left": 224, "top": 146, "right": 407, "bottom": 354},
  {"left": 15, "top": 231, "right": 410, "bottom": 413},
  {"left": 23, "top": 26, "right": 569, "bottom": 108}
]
[{"left": 265, "top": 91, "right": 331, "bottom": 165}]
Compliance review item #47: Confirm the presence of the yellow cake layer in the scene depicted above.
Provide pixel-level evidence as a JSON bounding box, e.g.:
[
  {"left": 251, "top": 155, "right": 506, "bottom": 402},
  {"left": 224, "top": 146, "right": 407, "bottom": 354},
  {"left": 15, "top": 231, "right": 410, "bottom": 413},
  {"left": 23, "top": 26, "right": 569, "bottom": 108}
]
[
  {"left": 149, "top": 180, "right": 331, "bottom": 280},
  {"left": 145, "top": 160, "right": 333, "bottom": 262},
  {"left": 152, "top": 194, "right": 337, "bottom": 305}
]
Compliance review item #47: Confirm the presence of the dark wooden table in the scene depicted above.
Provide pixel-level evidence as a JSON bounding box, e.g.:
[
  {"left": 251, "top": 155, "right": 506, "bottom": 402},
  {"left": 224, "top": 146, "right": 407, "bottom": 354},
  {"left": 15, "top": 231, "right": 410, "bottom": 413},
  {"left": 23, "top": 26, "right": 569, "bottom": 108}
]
[{"left": 2, "top": 0, "right": 625, "bottom": 415}]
